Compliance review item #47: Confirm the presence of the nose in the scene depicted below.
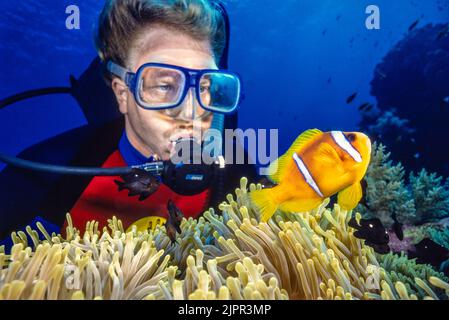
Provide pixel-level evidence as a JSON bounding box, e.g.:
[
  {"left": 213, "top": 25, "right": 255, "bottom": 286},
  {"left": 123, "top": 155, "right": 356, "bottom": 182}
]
[{"left": 178, "top": 87, "right": 197, "bottom": 120}]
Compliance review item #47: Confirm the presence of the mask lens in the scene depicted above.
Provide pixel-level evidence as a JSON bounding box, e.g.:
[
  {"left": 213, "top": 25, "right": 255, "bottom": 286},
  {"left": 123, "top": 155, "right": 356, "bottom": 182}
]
[
  {"left": 199, "top": 72, "right": 240, "bottom": 113},
  {"left": 138, "top": 66, "right": 185, "bottom": 108}
]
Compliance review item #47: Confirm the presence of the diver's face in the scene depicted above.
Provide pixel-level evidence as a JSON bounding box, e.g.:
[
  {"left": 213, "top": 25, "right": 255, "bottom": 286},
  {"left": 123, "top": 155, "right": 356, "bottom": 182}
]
[{"left": 111, "top": 25, "right": 216, "bottom": 161}]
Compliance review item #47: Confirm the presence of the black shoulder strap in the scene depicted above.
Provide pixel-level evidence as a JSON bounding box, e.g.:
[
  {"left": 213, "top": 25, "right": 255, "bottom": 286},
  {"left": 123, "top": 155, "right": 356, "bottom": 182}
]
[{"left": 0, "top": 119, "right": 124, "bottom": 237}]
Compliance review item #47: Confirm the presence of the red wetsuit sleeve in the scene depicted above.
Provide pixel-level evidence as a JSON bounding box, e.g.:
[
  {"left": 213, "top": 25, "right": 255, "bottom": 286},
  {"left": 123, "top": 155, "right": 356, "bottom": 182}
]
[{"left": 65, "top": 150, "right": 210, "bottom": 233}]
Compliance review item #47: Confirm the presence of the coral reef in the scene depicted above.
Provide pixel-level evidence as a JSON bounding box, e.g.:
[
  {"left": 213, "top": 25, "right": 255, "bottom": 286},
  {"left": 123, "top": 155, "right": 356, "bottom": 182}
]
[
  {"left": 359, "top": 109, "right": 415, "bottom": 149},
  {"left": 427, "top": 227, "right": 449, "bottom": 249},
  {"left": 408, "top": 169, "right": 449, "bottom": 224},
  {"left": 1, "top": 178, "right": 449, "bottom": 300},
  {"left": 364, "top": 23, "right": 449, "bottom": 176},
  {"left": 356, "top": 143, "right": 415, "bottom": 227},
  {"left": 357, "top": 143, "right": 449, "bottom": 227}
]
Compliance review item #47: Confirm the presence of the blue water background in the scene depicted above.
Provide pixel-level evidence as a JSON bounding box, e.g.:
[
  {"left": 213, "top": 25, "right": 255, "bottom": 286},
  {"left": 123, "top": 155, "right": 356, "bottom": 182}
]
[{"left": 0, "top": 0, "right": 448, "bottom": 170}]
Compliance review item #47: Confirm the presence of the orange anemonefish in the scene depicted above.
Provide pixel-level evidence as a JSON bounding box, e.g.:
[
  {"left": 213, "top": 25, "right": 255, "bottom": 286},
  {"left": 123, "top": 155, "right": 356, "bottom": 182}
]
[{"left": 250, "top": 129, "right": 372, "bottom": 222}]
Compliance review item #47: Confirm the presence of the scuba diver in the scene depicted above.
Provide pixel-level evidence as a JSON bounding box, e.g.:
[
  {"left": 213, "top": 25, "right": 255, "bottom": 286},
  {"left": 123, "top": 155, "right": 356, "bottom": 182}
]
[{"left": 0, "top": 0, "right": 257, "bottom": 247}]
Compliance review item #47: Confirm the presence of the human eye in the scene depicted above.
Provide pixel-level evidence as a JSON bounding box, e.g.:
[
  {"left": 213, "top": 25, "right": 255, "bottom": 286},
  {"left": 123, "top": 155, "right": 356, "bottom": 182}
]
[
  {"left": 199, "top": 81, "right": 211, "bottom": 94},
  {"left": 146, "top": 81, "right": 177, "bottom": 94},
  {"left": 155, "top": 84, "right": 174, "bottom": 92},
  {"left": 199, "top": 86, "right": 210, "bottom": 94}
]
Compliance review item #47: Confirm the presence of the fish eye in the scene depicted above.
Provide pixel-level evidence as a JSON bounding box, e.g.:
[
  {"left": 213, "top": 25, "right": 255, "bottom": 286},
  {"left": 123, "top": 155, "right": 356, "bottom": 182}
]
[{"left": 346, "top": 133, "right": 356, "bottom": 142}]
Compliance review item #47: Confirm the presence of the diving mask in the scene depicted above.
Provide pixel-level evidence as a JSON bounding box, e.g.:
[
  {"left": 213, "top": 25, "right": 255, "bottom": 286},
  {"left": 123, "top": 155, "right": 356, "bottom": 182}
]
[{"left": 107, "top": 61, "right": 242, "bottom": 120}]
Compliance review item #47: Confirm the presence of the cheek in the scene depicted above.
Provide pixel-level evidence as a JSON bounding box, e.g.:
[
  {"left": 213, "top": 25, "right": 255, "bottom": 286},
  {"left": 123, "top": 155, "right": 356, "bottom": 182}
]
[
  {"left": 135, "top": 109, "right": 173, "bottom": 137},
  {"left": 201, "top": 114, "right": 213, "bottom": 130},
  {"left": 203, "top": 117, "right": 213, "bottom": 130}
]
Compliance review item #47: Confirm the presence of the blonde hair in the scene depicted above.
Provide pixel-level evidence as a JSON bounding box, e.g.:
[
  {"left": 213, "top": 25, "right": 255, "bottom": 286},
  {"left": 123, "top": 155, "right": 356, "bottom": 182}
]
[{"left": 95, "top": 0, "right": 226, "bottom": 75}]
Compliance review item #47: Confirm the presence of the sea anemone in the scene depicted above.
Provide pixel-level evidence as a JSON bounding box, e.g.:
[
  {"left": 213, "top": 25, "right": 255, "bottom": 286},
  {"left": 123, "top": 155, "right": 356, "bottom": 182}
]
[{"left": 1, "top": 178, "right": 448, "bottom": 300}]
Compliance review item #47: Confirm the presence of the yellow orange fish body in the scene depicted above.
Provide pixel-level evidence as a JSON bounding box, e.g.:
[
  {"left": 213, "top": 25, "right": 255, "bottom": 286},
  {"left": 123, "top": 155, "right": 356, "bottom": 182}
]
[{"left": 251, "top": 129, "right": 371, "bottom": 222}]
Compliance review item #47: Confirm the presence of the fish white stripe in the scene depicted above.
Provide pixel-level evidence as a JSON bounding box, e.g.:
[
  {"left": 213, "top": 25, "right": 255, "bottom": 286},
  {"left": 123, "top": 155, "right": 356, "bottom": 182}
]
[
  {"left": 331, "top": 131, "right": 362, "bottom": 163},
  {"left": 292, "top": 152, "right": 324, "bottom": 198}
]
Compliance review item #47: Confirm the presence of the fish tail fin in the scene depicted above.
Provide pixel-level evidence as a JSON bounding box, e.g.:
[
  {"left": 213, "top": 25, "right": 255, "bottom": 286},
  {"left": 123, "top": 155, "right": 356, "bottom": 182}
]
[
  {"left": 114, "top": 180, "right": 125, "bottom": 190},
  {"left": 250, "top": 188, "right": 280, "bottom": 222}
]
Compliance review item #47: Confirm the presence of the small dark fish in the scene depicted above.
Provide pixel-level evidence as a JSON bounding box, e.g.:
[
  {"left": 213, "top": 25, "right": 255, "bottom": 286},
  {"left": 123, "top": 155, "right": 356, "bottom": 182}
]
[
  {"left": 408, "top": 238, "right": 449, "bottom": 267},
  {"left": 346, "top": 92, "right": 358, "bottom": 104},
  {"left": 349, "top": 217, "right": 390, "bottom": 254},
  {"left": 322, "top": 29, "right": 328, "bottom": 36},
  {"left": 359, "top": 179, "right": 369, "bottom": 208},
  {"left": 114, "top": 169, "right": 160, "bottom": 201},
  {"left": 336, "top": 14, "right": 342, "bottom": 21},
  {"left": 393, "top": 222, "right": 404, "bottom": 241},
  {"left": 357, "top": 102, "right": 370, "bottom": 111},
  {"left": 436, "top": 25, "right": 449, "bottom": 40},
  {"left": 365, "top": 104, "right": 373, "bottom": 112},
  {"left": 165, "top": 200, "right": 184, "bottom": 245},
  {"left": 391, "top": 212, "right": 404, "bottom": 241},
  {"left": 167, "top": 199, "right": 184, "bottom": 234},
  {"left": 327, "top": 77, "right": 332, "bottom": 84},
  {"left": 365, "top": 242, "right": 391, "bottom": 255},
  {"left": 165, "top": 223, "right": 178, "bottom": 246},
  {"left": 408, "top": 19, "right": 420, "bottom": 32}
]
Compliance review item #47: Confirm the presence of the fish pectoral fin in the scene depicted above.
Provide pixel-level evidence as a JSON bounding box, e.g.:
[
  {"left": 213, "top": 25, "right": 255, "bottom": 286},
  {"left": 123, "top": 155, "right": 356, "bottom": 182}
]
[
  {"left": 337, "top": 182, "right": 363, "bottom": 211},
  {"left": 268, "top": 129, "right": 322, "bottom": 183},
  {"left": 313, "top": 142, "right": 343, "bottom": 167},
  {"left": 279, "top": 198, "right": 323, "bottom": 213}
]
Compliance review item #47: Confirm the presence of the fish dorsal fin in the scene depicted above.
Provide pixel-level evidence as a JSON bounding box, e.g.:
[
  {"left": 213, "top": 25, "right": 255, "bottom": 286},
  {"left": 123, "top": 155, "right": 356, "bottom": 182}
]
[
  {"left": 291, "top": 129, "right": 323, "bottom": 151},
  {"left": 268, "top": 129, "right": 322, "bottom": 183},
  {"left": 337, "top": 181, "right": 363, "bottom": 211}
]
